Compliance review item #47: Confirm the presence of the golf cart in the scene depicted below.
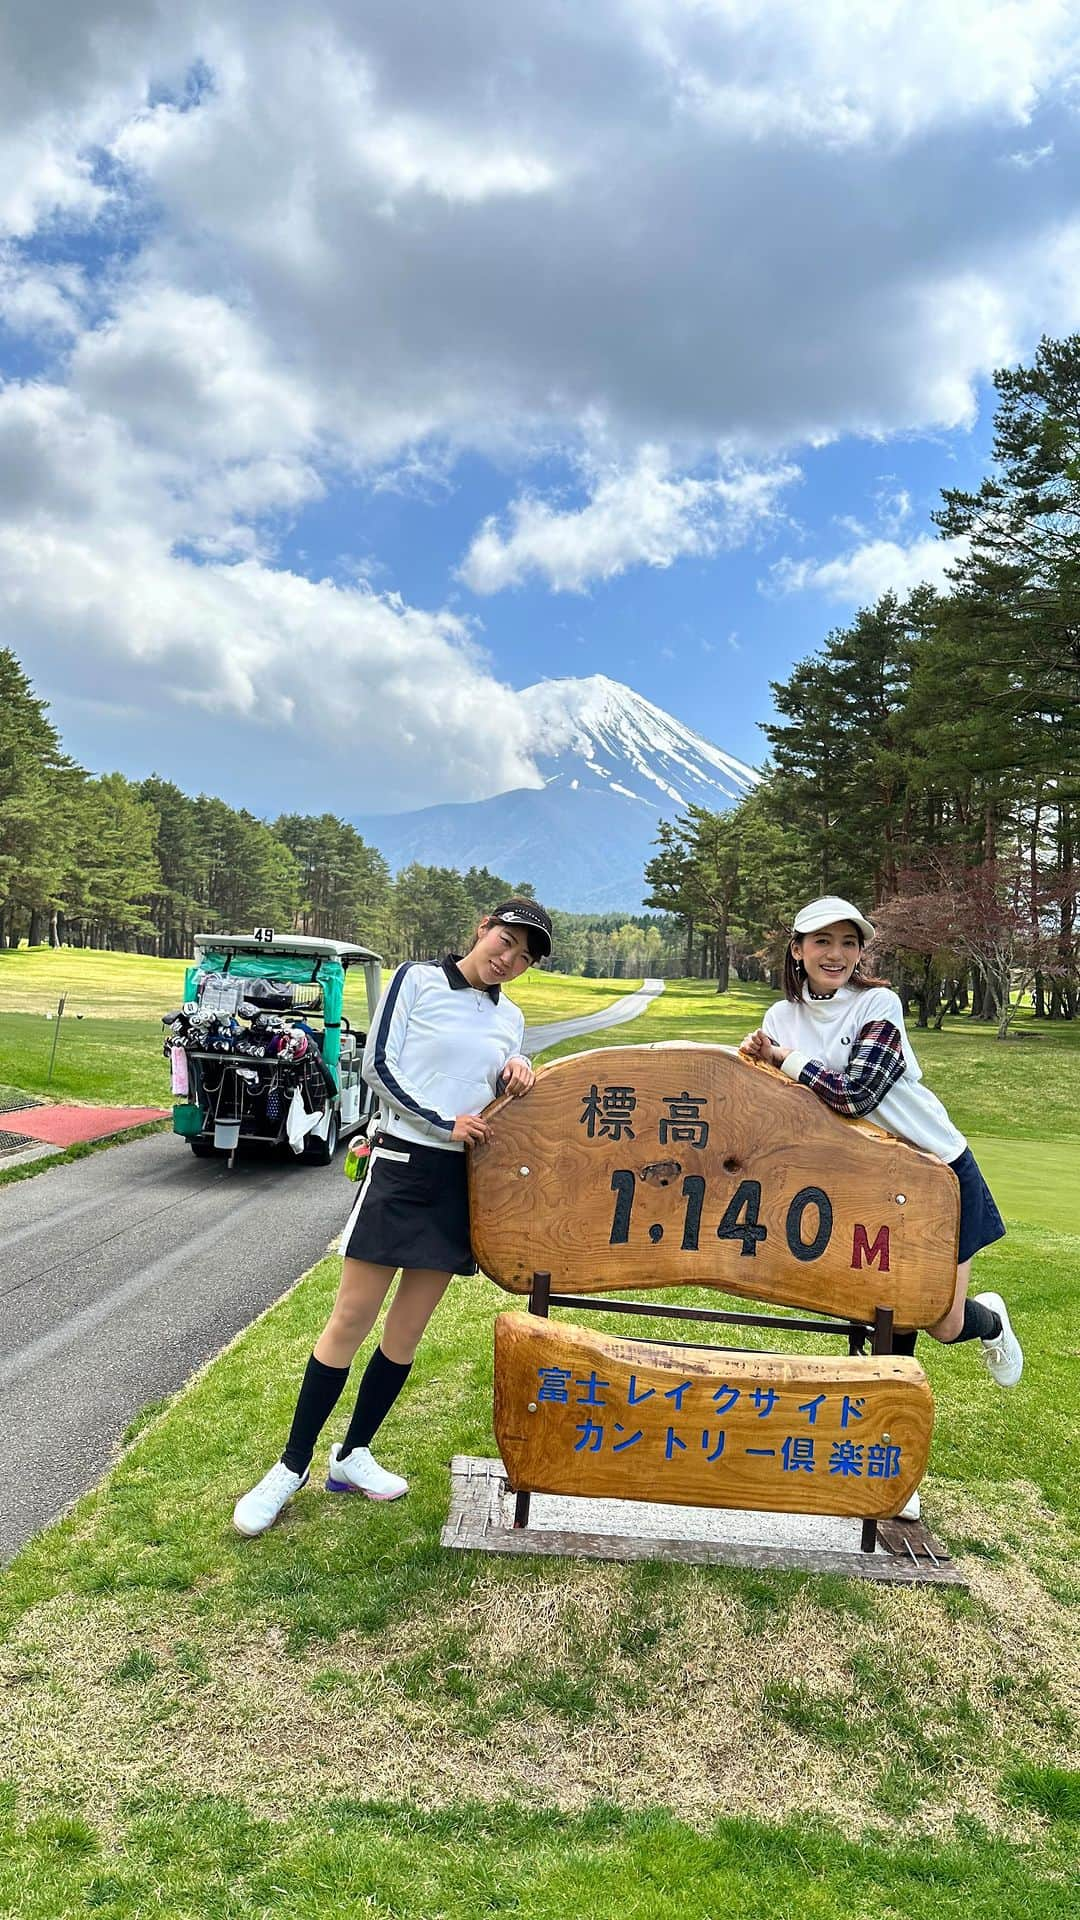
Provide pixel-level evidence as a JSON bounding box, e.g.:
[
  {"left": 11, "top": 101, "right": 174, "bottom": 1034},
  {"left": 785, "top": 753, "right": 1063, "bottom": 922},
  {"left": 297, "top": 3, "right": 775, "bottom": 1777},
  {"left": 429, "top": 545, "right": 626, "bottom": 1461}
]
[{"left": 165, "top": 933, "right": 383, "bottom": 1167}]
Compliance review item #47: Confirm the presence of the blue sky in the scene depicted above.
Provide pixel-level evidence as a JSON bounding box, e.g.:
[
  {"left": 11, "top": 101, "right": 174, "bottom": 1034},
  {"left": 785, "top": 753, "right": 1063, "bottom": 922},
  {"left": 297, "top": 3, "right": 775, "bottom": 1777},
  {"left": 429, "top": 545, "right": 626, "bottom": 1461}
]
[
  {"left": 1, "top": 2, "right": 1077, "bottom": 815},
  {"left": 277, "top": 419, "right": 998, "bottom": 777}
]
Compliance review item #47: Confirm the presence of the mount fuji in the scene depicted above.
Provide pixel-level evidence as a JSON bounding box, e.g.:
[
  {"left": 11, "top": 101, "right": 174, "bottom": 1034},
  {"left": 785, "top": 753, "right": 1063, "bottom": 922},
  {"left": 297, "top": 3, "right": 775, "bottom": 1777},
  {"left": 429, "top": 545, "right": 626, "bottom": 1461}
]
[{"left": 353, "top": 675, "right": 759, "bottom": 912}]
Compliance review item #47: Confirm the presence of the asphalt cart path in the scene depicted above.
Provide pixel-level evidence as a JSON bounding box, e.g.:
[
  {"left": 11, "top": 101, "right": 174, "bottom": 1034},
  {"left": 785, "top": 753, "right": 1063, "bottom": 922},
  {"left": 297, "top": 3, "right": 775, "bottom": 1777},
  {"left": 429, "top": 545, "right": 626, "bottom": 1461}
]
[
  {"left": 0, "top": 1134, "right": 352, "bottom": 1562},
  {"left": 523, "top": 976, "right": 665, "bottom": 1055}
]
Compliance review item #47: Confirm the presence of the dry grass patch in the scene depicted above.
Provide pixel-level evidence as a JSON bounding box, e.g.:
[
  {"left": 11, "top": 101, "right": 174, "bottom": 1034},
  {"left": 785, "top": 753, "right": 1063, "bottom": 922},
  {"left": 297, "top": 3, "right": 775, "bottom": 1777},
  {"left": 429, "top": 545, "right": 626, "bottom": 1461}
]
[{"left": 2, "top": 1479, "right": 1076, "bottom": 1846}]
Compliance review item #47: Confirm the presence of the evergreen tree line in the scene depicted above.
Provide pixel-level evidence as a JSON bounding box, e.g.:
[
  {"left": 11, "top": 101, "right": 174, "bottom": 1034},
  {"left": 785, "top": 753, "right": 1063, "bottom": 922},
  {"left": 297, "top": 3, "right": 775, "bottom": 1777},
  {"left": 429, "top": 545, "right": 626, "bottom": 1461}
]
[
  {"left": 645, "top": 334, "right": 1080, "bottom": 1035},
  {"left": 0, "top": 655, "right": 687, "bottom": 973}
]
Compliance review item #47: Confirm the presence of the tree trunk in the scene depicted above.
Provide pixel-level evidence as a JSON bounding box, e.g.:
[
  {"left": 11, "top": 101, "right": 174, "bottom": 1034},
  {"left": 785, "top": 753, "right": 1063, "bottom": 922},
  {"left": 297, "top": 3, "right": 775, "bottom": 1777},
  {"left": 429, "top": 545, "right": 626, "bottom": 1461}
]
[
  {"left": 914, "top": 954, "right": 938, "bottom": 1029},
  {"left": 969, "top": 967, "right": 985, "bottom": 1019},
  {"left": 979, "top": 968, "right": 1001, "bottom": 1022},
  {"left": 715, "top": 938, "right": 730, "bottom": 993},
  {"left": 995, "top": 964, "right": 1016, "bottom": 1039},
  {"left": 1057, "top": 799, "right": 1074, "bottom": 1019}
]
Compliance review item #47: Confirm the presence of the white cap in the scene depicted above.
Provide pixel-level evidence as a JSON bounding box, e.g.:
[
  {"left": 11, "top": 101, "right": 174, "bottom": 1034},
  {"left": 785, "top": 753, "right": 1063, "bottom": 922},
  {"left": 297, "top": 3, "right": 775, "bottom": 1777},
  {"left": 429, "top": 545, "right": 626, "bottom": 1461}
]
[{"left": 792, "top": 895, "right": 876, "bottom": 942}]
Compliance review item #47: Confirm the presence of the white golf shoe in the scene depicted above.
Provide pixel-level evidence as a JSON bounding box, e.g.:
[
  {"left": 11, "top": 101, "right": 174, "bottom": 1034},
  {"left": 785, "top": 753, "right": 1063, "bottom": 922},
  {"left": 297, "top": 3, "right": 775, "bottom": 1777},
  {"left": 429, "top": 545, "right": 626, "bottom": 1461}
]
[
  {"left": 326, "top": 1443, "right": 408, "bottom": 1501},
  {"left": 975, "top": 1292, "right": 1023, "bottom": 1387},
  {"left": 233, "top": 1460, "right": 308, "bottom": 1536}
]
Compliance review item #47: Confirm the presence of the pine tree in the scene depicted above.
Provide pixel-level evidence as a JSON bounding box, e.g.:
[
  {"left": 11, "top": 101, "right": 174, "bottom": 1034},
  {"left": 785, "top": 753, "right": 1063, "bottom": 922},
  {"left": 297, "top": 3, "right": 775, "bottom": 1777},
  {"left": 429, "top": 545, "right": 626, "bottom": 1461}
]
[{"left": 0, "top": 648, "right": 85, "bottom": 947}]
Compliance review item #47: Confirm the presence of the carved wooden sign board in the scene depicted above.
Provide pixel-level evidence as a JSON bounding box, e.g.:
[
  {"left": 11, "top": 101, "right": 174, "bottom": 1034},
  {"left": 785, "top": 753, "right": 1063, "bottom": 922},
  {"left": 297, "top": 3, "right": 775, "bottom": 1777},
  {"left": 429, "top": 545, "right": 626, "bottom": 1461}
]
[
  {"left": 470, "top": 1044, "right": 959, "bottom": 1324},
  {"left": 470, "top": 1045, "right": 957, "bottom": 1519}
]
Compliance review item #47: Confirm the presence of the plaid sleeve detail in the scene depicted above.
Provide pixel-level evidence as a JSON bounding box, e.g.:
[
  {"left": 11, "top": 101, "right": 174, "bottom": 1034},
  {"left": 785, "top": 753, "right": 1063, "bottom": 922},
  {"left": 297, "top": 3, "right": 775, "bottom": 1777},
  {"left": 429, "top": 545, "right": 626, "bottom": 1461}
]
[{"left": 796, "top": 1020, "right": 905, "bottom": 1117}]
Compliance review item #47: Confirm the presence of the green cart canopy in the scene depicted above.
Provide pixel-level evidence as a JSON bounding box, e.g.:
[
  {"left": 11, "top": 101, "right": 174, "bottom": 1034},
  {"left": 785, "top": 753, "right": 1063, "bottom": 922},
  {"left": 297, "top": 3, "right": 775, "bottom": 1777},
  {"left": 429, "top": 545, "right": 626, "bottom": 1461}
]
[{"left": 186, "top": 934, "right": 383, "bottom": 1083}]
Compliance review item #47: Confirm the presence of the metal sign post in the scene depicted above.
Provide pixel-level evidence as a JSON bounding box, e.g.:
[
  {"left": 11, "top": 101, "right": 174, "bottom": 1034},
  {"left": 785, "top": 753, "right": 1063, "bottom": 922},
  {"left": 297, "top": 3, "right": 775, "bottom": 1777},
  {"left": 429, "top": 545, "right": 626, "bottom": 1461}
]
[{"left": 45, "top": 993, "right": 67, "bottom": 1086}]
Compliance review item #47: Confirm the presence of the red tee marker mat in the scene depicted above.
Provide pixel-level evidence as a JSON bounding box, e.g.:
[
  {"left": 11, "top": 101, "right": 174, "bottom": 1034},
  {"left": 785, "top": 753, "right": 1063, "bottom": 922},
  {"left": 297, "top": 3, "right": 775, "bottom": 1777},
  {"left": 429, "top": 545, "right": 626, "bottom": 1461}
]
[{"left": 5, "top": 1105, "right": 169, "bottom": 1147}]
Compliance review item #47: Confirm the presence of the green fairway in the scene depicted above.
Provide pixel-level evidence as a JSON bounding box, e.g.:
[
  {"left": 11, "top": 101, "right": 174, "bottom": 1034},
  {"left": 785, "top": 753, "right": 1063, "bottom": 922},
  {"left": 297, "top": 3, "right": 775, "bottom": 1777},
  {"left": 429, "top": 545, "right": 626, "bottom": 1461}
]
[
  {"left": 0, "top": 944, "right": 638, "bottom": 1027},
  {"left": 966, "top": 1136, "right": 1080, "bottom": 1238},
  {"left": 0, "top": 947, "right": 202, "bottom": 1020},
  {"left": 0, "top": 948, "right": 636, "bottom": 1107},
  {"left": 537, "top": 977, "right": 1080, "bottom": 1144},
  {"left": 1, "top": 967, "right": 1077, "bottom": 1915},
  {"left": 0, "top": 1012, "right": 170, "bottom": 1108}
]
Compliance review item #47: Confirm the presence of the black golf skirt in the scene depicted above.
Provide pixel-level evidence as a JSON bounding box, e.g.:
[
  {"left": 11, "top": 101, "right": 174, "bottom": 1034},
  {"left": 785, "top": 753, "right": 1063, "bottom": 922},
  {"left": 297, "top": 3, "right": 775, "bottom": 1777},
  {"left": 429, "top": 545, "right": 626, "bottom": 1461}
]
[
  {"left": 949, "top": 1146, "right": 1007, "bottom": 1265},
  {"left": 340, "top": 1131, "right": 477, "bottom": 1276}
]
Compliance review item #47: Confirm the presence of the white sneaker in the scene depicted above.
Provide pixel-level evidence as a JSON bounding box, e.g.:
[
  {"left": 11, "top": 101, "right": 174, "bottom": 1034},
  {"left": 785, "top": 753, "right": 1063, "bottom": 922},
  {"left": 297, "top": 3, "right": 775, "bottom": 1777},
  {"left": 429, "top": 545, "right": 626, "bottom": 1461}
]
[
  {"left": 895, "top": 1488, "right": 921, "bottom": 1522},
  {"left": 326, "top": 1442, "right": 408, "bottom": 1501},
  {"left": 233, "top": 1460, "right": 308, "bottom": 1536},
  {"left": 975, "top": 1291, "right": 1023, "bottom": 1387}
]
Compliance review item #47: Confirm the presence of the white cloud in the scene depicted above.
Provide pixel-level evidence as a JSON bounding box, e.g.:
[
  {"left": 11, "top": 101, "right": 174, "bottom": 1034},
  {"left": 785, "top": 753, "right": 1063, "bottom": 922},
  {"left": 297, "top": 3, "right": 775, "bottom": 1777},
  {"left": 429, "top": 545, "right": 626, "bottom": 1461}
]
[
  {"left": 70, "top": 287, "right": 316, "bottom": 462},
  {"left": 0, "top": 125, "right": 108, "bottom": 238},
  {"left": 873, "top": 480, "right": 913, "bottom": 537},
  {"left": 360, "top": 119, "right": 559, "bottom": 204},
  {"left": 0, "top": 375, "right": 542, "bottom": 809},
  {"left": 0, "top": 249, "right": 86, "bottom": 338},
  {"left": 3, "top": 2, "right": 1077, "bottom": 456},
  {"left": 769, "top": 533, "right": 966, "bottom": 605},
  {"left": 461, "top": 450, "right": 800, "bottom": 594},
  {"left": 645, "top": 0, "right": 1079, "bottom": 144},
  {"left": 3, "top": 3, "right": 1080, "bottom": 800}
]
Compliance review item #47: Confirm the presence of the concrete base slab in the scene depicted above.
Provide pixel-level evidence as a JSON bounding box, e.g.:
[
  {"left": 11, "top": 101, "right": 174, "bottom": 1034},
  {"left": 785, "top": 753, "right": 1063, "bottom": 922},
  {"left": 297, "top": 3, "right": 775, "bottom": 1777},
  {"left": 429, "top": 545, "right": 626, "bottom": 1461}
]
[{"left": 442, "top": 1456, "right": 966, "bottom": 1588}]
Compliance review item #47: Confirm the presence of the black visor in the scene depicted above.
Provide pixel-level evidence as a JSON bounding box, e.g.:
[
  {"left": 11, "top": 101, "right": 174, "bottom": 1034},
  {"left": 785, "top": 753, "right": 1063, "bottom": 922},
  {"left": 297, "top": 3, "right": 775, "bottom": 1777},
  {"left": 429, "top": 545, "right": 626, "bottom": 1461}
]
[{"left": 489, "top": 901, "right": 553, "bottom": 959}]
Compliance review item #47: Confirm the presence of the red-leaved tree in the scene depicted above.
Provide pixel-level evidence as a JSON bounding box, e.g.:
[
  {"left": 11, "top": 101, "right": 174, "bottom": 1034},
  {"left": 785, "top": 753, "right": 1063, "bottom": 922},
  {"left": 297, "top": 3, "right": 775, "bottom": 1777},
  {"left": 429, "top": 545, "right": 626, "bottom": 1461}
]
[{"left": 872, "top": 854, "right": 1072, "bottom": 1040}]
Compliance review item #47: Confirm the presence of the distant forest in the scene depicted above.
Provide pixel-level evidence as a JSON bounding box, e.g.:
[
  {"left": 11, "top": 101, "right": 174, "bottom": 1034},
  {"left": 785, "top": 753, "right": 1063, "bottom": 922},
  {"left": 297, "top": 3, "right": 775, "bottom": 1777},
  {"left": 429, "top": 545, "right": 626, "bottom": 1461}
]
[{"left": 2, "top": 335, "right": 1078, "bottom": 1017}]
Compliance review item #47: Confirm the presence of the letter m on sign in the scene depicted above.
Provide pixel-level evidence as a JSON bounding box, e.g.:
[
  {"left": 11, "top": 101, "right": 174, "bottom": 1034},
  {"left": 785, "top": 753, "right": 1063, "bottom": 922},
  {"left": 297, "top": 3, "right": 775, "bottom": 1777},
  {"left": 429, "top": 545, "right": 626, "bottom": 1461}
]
[{"left": 851, "top": 1224, "right": 890, "bottom": 1271}]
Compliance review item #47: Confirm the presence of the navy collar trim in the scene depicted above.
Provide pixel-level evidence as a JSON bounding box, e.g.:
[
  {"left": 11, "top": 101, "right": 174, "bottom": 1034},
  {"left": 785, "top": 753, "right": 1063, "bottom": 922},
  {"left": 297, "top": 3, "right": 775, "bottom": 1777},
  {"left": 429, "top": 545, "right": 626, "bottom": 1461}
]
[{"left": 442, "top": 953, "right": 500, "bottom": 1002}]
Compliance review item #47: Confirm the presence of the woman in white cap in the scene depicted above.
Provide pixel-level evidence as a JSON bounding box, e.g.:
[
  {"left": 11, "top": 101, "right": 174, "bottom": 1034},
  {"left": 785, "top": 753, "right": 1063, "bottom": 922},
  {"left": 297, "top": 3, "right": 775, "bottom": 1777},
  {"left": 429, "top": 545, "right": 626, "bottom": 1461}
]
[
  {"left": 740, "top": 897, "right": 1022, "bottom": 1513},
  {"left": 234, "top": 897, "right": 553, "bottom": 1536}
]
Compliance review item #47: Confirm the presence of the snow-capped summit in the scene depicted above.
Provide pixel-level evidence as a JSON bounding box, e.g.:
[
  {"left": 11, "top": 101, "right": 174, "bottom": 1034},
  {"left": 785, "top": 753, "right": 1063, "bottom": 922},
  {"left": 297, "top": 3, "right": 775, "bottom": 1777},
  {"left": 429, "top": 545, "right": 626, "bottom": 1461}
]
[
  {"left": 521, "top": 674, "right": 758, "bottom": 814},
  {"left": 353, "top": 675, "right": 758, "bottom": 912}
]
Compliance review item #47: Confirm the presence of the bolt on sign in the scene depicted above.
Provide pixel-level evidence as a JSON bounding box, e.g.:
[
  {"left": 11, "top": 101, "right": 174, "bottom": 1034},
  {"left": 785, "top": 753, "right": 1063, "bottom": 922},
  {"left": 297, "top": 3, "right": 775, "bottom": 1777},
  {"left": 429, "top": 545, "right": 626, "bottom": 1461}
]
[
  {"left": 469, "top": 1044, "right": 960, "bottom": 1328},
  {"left": 494, "top": 1315, "right": 932, "bottom": 1518}
]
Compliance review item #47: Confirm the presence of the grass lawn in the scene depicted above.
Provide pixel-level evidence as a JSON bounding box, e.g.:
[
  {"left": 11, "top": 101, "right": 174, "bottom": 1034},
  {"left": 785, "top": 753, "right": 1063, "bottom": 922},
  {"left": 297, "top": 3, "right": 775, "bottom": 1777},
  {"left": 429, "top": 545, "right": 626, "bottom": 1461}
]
[
  {"left": 0, "top": 1013, "right": 170, "bottom": 1109},
  {"left": 1, "top": 975, "right": 1078, "bottom": 1914}
]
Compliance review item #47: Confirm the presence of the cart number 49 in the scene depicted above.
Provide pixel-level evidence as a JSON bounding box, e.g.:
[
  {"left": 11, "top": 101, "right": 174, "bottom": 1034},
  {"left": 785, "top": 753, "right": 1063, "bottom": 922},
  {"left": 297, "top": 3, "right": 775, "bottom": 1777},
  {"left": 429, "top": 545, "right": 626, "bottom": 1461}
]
[{"left": 252, "top": 926, "right": 275, "bottom": 943}]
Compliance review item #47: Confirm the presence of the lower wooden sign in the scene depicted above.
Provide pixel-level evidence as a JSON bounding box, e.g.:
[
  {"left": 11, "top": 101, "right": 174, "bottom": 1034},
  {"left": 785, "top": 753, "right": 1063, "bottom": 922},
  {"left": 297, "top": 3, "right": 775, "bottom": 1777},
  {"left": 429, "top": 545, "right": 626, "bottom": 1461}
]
[{"left": 494, "top": 1314, "right": 932, "bottom": 1518}]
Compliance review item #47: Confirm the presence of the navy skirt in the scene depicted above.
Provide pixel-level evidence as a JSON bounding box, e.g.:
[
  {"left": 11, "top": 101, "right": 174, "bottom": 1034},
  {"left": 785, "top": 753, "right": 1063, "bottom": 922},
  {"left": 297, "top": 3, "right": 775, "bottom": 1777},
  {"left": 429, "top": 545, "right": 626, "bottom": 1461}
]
[
  {"left": 340, "top": 1130, "right": 477, "bottom": 1276},
  {"left": 949, "top": 1147, "right": 1006, "bottom": 1265}
]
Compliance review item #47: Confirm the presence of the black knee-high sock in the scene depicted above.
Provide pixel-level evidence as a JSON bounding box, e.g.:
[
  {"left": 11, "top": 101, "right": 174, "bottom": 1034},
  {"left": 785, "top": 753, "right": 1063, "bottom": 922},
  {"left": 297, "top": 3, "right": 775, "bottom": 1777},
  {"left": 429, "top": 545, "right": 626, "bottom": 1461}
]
[
  {"left": 339, "top": 1347, "right": 412, "bottom": 1456},
  {"left": 942, "top": 1298, "right": 1002, "bottom": 1344},
  {"left": 892, "top": 1330, "right": 918, "bottom": 1357},
  {"left": 282, "top": 1354, "right": 351, "bottom": 1474}
]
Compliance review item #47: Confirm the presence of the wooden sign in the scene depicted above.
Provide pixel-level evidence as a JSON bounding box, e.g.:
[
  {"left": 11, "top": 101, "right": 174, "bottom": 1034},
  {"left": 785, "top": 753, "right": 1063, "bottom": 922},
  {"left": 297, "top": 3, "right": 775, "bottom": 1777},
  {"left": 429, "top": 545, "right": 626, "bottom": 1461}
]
[
  {"left": 470, "top": 1044, "right": 959, "bottom": 1328},
  {"left": 494, "top": 1314, "right": 932, "bottom": 1518}
]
